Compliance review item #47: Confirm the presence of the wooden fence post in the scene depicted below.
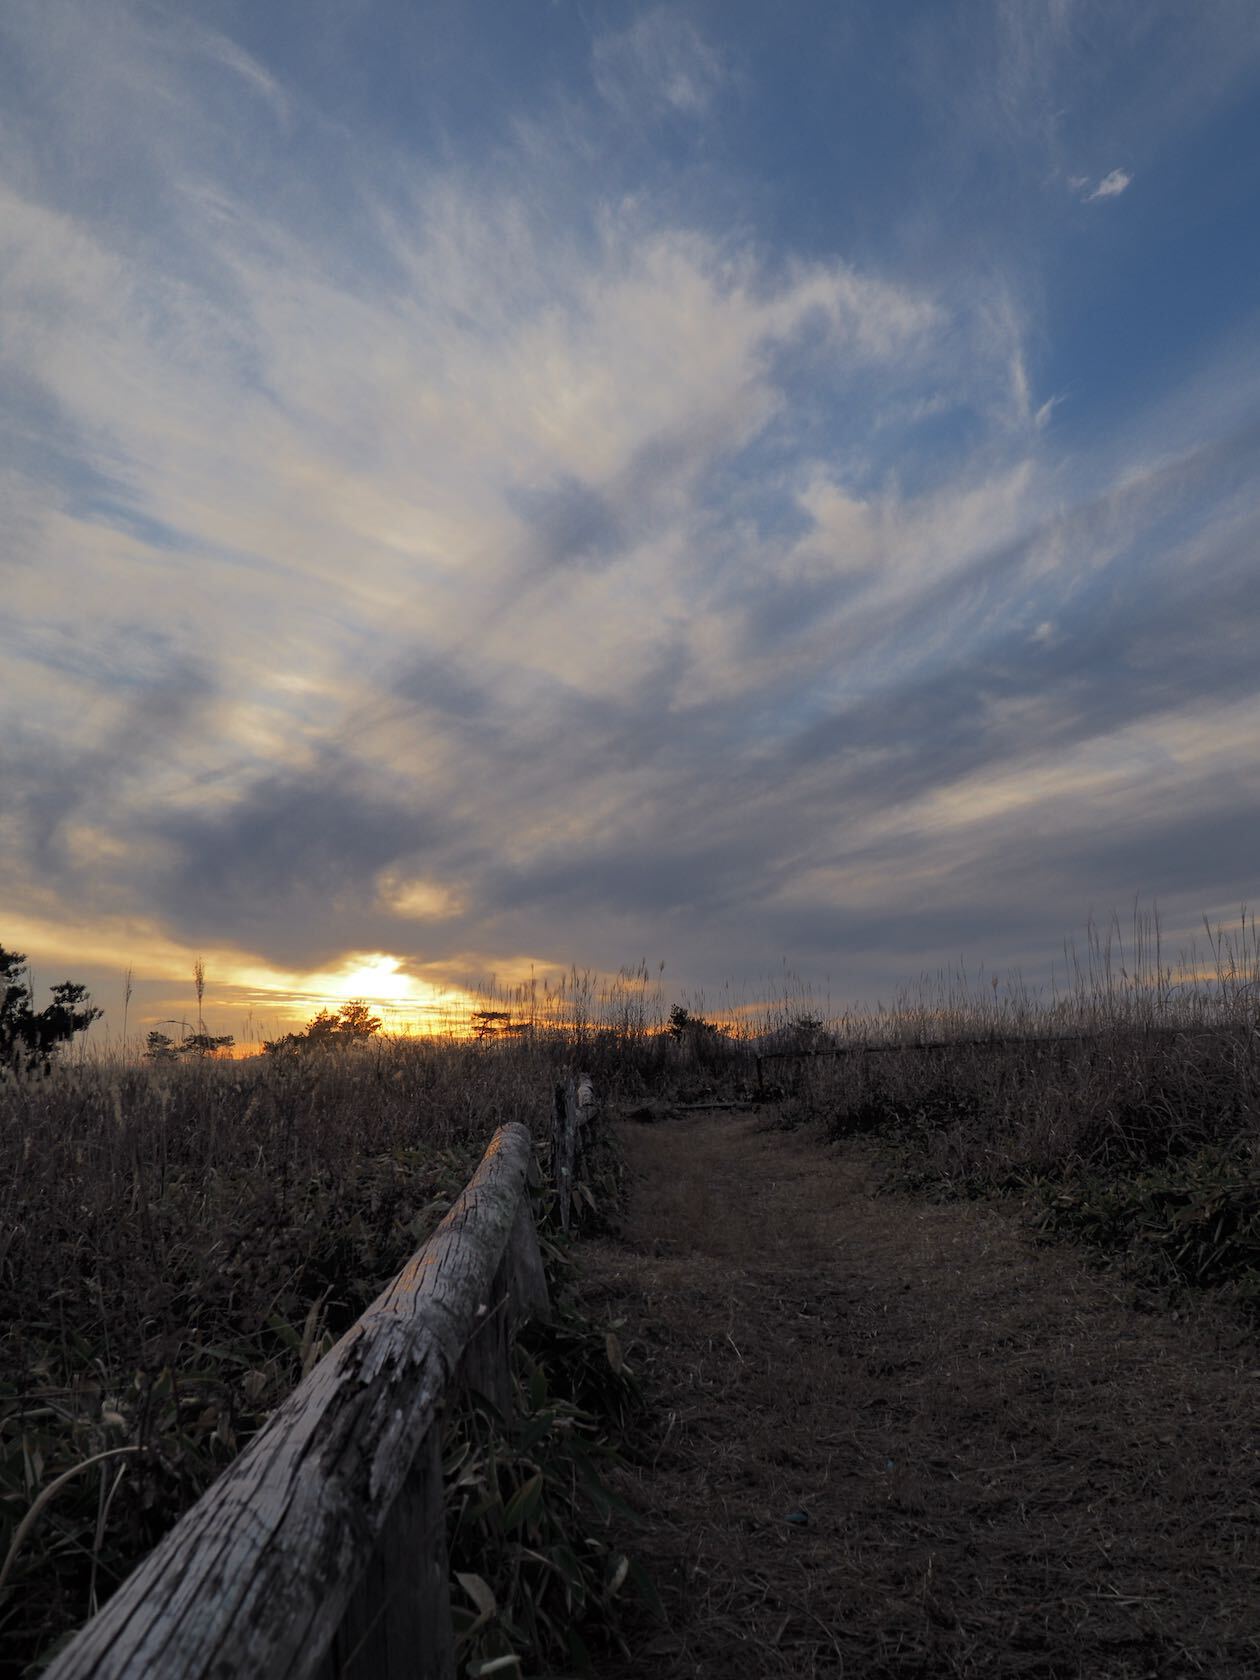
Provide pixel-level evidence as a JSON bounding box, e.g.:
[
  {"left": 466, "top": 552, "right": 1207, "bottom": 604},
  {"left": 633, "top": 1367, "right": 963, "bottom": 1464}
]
[
  {"left": 459, "top": 1250, "right": 514, "bottom": 1419},
  {"left": 319, "top": 1426, "right": 454, "bottom": 1680},
  {"left": 551, "top": 1074, "right": 598, "bottom": 1234},
  {"left": 506, "top": 1192, "right": 550, "bottom": 1325},
  {"left": 326, "top": 1179, "right": 554, "bottom": 1680},
  {"left": 551, "top": 1078, "right": 575, "bottom": 1234}
]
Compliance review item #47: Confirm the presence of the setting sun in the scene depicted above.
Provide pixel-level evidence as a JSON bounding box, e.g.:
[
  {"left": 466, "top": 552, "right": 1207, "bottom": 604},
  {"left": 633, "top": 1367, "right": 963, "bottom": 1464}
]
[{"left": 232, "top": 952, "right": 479, "bottom": 1036}]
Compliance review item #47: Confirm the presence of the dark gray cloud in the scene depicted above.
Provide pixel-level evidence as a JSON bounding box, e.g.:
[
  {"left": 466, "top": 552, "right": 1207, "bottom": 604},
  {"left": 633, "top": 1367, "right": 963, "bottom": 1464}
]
[
  {"left": 508, "top": 476, "right": 625, "bottom": 569},
  {"left": 0, "top": 654, "right": 215, "bottom": 874},
  {"left": 451, "top": 449, "right": 1250, "bottom": 949},
  {"left": 9, "top": 414, "right": 1256, "bottom": 1002},
  {"left": 150, "top": 755, "right": 448, "bottom": 964},
  {"left": 339, "top": 432, "right": 1260, "bottom": 988},
  {"left": 508, "top": 407, "right": 766, "bottom": 590},
  {"left": 4, "top": 0, "right": 1260, "bottom": 1019}
]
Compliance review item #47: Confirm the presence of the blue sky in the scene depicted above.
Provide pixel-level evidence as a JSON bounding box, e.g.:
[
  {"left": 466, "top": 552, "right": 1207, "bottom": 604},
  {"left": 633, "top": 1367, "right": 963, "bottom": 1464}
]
[{"left": 2, "top": 0, "right": 1259, "bottom": 1035}]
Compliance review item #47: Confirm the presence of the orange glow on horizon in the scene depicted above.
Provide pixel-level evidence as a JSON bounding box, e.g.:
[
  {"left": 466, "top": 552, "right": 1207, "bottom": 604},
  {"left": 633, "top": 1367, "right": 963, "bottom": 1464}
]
[{"left": 232, "top": 952, "right": 481, "bottom": 1035}]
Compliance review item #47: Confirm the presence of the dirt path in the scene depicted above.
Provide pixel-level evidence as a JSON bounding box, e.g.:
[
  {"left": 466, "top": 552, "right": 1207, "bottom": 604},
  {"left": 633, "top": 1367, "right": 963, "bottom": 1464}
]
[{"left": 576, "top": 1113, "right": 1260, "bottom": 1679}]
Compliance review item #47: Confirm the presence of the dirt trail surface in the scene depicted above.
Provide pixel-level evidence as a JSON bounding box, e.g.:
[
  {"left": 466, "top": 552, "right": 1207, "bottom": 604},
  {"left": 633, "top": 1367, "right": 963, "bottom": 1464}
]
[{"left": 576, "top": 1113, "right": 1260, "bottom": 1679}]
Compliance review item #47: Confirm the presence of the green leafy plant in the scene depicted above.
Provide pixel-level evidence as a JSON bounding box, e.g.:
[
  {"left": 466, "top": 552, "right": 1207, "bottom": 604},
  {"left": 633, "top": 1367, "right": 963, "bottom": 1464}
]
[
  {"left": 1036, "top": 1146, "right": 1260, "bottom": 1301},
  {"left": 445, "top": 1300, "right": 650, "bottom": 1677}
]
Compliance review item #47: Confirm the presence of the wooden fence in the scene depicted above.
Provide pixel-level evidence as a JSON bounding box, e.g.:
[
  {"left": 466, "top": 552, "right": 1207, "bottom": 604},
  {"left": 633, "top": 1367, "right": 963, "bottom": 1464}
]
[
  {"left": 550, "top": 1071, "right": 599, "bottom": 1234},
  {"left": 752, "top": 1025, "right": 1239, "bottom": 1096},
  {"left": 43, "top": 1080, "right": 600, "bottom": 1680}
]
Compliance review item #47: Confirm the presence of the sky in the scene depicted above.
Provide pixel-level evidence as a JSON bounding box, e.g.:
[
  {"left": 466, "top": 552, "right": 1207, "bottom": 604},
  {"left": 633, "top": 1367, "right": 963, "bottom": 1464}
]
[{"left": 2, "top": 0, "right": 1259, "bottom": 1040}]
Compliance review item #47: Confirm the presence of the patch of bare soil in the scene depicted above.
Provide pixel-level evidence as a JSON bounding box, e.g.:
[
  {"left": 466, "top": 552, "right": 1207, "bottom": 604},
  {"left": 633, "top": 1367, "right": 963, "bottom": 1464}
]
[{"left": 576, "top": 1113, "right": 1260, "bottom": 1679}]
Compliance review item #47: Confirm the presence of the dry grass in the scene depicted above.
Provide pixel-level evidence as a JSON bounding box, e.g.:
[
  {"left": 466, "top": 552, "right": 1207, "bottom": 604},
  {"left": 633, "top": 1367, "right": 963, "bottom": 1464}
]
[
  {"left": 0, "top": 1030, "right": 648, "bottom": 1676},
  {"left": 581, "top": 1110, "right": 1260, "bottom": 1679},
  {"left": 751, "top": 906, "right": 1260, "bottom": 1046},
  {"left": 0, "top": 960, "right": 723, "bottom": 1679},
  {"left": 754, "top": 914, "right": 1260, "bottom": 1309},
  {"left": 5, "top": 908, "right": 1258, "bottom": 1674},
  {"left": 800, "top": 1022, "right": 1259, "bottom": 1186}
]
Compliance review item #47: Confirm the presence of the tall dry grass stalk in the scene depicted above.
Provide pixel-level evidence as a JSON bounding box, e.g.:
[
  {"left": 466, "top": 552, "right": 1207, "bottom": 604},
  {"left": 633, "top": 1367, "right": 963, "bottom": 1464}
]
[
  {"left": 0, "top": 1032, "right": 595, "bottom": 1670},
  {"left": 4, "top": 905, "right": 1257, "bottom": 1668},
  {"left": 0, "top": 1025, "right": 642, "bottom": 1673},
  {"left": 754, "top": 911, "right": 1260, "bottom": 1254}
]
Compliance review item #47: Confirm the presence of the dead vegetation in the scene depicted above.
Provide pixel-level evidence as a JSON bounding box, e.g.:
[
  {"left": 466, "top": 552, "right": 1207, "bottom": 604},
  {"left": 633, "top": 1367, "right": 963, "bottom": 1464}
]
[
  {"left": 762, "top": 911, "right": 1260, "bottom": 1306},
  {"left": 0, "top": 1029, "right": 648, "bottom": 1677},
  {"left": 5, "top": 914, "right": 1259, "bottom": 1675}
]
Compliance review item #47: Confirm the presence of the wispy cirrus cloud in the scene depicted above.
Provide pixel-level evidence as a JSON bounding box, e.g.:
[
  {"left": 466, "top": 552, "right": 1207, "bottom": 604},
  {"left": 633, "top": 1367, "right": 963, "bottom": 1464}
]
[
  {"left": 2, "top": 0, "right": 1259, "bottom": 1032},
  {"left": 592, "top": 8, "right": 728, "bottom": 117}
]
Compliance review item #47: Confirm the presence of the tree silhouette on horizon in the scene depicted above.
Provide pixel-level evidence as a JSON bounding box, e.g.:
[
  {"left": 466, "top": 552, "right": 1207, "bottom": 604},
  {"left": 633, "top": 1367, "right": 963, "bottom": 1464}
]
[{"left": 0, "top": 944, "right": 102, "bottom": 1072}]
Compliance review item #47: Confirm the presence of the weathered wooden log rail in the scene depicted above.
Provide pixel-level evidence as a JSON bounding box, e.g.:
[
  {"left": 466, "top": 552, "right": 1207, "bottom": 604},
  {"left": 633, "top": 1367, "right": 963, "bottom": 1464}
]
[{"left": 42, "top": 1088, "right": 599, "bottom": 1680}]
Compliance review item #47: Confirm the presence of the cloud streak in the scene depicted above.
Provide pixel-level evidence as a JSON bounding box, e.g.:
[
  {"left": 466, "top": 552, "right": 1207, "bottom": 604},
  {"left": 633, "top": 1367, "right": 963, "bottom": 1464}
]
[
  {"left": 593, "top": 9, "right": 728, "bottom": 117},
  {"left": 2, "top": 0, "right": 1259, "bottom": 1027}
]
